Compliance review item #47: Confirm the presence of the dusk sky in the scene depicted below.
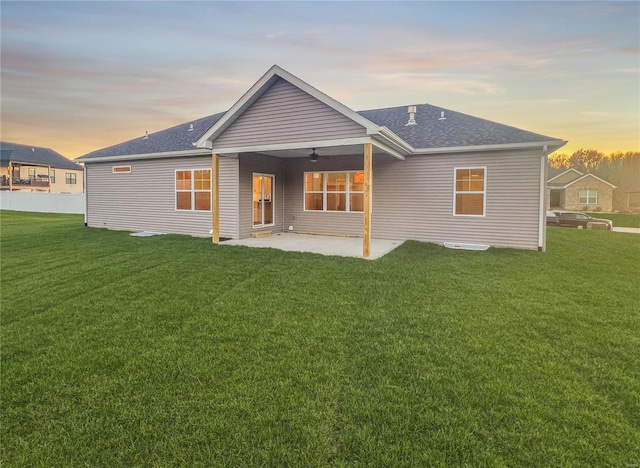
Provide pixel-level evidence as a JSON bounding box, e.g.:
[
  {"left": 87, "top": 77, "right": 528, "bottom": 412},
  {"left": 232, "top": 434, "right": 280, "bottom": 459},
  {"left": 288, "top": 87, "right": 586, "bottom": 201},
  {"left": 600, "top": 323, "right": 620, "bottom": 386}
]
[{"left": 1, "top": 1, "right": 638, "bottom": 159}]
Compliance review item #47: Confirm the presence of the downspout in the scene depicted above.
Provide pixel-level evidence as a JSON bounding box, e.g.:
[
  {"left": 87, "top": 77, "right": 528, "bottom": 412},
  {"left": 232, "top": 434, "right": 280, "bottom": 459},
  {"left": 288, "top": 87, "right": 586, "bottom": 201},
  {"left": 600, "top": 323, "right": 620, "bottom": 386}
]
[
  {"left": 538, "top": 145, "right": 548, "bottom": 251},
  {"left": 83, "top": 164, "right": 88, "bottom": 226}
]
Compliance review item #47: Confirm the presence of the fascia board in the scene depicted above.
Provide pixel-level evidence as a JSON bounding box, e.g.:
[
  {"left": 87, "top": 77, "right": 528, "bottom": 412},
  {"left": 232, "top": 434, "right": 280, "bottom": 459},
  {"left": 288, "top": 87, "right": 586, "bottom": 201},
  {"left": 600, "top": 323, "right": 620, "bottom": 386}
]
[
  {"left": 370, "top": 139, "right": 406, "bottom": 160},
  {"left": 195, "top": 65, "right": 382, "bottom": 148},
  {"left": 377, "top": 127, "right": 414, "bottom": 153},
  {"left": 275, "top": 67, "right": 380, "bottom": 134},
  {"left": 412, "top": 140, "right": 568, "bottom": 155},
  {"left": 195, "top": 69, "right": 279, "bottom": 148},
  {"left": 76, "top": 149, "right": 211, "bottom": 164},
  {"left": 563, "top": 172, "right": 617, "bottom": 189}
]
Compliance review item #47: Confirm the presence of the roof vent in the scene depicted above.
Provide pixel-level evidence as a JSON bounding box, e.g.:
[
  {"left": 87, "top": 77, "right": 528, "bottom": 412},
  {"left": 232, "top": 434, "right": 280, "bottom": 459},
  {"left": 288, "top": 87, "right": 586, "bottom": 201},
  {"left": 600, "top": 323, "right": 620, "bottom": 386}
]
[
  {"left": 32, "top": 147, "right": 35, "bottom": 152},
  {"left": 143, "top": 131, "right": 149, "bottom": 140},
  {"left": 405, "top": 105, "right": 417, "bottom": 126},
  {"left": 438, "top": 111, "right": 446, "bottom": 121},
  {"left": 188, "top": 124, "right": 194, "bottom": 132}
]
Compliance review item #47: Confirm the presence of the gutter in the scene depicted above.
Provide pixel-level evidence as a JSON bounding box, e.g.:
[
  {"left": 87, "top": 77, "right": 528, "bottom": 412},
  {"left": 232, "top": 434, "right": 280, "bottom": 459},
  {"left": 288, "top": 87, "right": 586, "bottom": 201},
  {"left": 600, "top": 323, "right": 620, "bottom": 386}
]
[
  {"left": 75, "top": 149, "right": 212, "bottom": 164},
  {"left": 413, "top": 140, "right": 567, "bottom": 155},
  {"left": 375, "top": 127, "right": 414, "bottom": 154}
]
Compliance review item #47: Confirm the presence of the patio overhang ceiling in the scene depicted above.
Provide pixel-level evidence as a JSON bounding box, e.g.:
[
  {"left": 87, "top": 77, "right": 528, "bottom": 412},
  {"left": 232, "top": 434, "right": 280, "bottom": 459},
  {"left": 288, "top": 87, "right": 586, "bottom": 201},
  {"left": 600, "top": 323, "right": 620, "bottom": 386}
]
[
  {"left": 205, "top": 135, "right": 408, "bottom": 160},
  {"left": 4, "top": 160, "right": 52, "bottom": 168}
]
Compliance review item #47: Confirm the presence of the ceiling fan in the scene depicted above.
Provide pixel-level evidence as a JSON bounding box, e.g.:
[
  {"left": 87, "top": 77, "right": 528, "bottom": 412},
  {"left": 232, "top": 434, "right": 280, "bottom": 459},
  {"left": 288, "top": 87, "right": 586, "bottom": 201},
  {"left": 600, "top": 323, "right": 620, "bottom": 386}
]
[{"left": 309, "top": 148, "right": 320, "bottom": 163}]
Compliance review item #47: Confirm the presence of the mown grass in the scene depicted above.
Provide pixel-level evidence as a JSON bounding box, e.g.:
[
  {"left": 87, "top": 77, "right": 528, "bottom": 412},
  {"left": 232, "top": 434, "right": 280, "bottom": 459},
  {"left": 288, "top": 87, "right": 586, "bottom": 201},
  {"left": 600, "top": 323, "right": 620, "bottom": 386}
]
[
  {"left": 1, "top": 210, "right": 639, "bottom": 467},
  {"left": 586, "top": 212, "right": 640, "bottom": 228}
]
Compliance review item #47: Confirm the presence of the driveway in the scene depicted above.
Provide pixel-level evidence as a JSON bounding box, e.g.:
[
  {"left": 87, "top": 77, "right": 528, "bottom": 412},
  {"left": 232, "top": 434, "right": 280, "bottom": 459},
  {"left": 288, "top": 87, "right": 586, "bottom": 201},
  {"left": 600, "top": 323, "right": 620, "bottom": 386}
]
[{"left": 612, "top": 227, "right": 640, "bottom": 233}]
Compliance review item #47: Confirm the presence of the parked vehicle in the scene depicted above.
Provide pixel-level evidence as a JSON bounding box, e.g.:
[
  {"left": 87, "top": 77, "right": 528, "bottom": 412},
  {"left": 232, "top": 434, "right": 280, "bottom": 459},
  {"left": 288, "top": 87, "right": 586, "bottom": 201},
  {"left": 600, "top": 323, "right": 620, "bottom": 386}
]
[
  {"left": 546, "top": 211, "right": 560, "bottom": 226},
  {"left": 552, "top": 211, "right": 613, "bottom": 230}
]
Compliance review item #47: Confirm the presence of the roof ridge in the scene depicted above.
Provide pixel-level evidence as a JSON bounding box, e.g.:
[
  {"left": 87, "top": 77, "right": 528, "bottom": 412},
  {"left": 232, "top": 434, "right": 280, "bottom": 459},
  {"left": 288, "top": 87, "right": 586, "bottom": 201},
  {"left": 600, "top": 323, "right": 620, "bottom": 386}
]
[
  {"left": 1, "top": 140, "right": 56, "bottom": 152},
  {"left": 134, "top": 111, "right": 228, "bottom": 139}
]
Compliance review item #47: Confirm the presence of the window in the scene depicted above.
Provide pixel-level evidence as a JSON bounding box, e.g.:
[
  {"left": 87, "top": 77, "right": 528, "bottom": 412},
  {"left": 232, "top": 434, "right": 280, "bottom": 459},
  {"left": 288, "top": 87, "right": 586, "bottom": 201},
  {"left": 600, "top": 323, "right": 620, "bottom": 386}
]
[
  {"left": 65, "top": 173, "right": 77, "bottom": 184},
  {"left": 454, "top": 167, "right": 486, "bottom": 216},
  {"left": 50, "top": 170, "right": 56, "bottom": 183},
  {"left": 175, "top": 169, "right": 211, "bottom": 211},
  {"left": 113, "top": 166, "right": 131, "bottom": 173},
  {"left": 304, "top": 171, "right": 364, "bottom": 212},
  {"left": 28, "top": 168, "right": 36, "bottom": 179},
  {"left": 579, "top": 189, "right": 597, "bottom": 205}
]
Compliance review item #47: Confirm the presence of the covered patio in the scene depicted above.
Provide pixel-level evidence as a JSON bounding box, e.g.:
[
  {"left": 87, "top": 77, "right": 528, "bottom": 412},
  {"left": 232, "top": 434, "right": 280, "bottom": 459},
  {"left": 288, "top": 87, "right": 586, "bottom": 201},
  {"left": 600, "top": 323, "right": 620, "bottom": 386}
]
[
  {"left": 222, "top": 232, "right": 403, "bottom": 259},
  {"left": 194, "top": 66, "right": 410, "bottom": 258}
]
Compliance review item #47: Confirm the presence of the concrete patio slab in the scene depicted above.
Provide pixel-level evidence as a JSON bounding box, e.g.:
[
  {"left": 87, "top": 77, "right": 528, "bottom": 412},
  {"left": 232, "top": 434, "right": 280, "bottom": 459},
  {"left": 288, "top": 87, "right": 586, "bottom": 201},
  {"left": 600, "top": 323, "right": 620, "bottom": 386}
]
[{"left": 221, "top": 233, "right": 403, "bottom": 259}]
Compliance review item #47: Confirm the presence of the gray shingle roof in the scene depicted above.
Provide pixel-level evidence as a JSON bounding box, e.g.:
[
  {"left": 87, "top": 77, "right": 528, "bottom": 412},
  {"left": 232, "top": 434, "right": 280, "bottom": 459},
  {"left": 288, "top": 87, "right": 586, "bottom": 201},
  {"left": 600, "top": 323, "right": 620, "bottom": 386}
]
[
  {"left": 78, "top": 103, "right": 561, "bottom": 161},
  {"left": 0, "top": 141, "right": 83, "bottom": 170},
  {"left": 357, "top": 104, "right": 560, "bottom": 149},
  {"left": 547, "top": 166, "right": 565, "bottom": 179},
  {"left": 79, "top": 112, "right": 225, "bottom": 160}
]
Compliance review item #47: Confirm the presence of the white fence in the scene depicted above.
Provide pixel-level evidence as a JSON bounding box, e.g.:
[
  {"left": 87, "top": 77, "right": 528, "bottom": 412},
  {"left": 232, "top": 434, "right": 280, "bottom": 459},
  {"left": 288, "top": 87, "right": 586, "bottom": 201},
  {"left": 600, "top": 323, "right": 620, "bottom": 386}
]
[{"left": 0, "top": 191, "right": 85, "bottom": 214}]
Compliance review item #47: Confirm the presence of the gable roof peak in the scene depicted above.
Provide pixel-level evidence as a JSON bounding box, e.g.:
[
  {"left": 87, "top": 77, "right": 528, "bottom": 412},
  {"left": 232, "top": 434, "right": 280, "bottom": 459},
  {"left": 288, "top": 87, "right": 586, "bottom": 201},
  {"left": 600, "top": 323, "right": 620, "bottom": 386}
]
[{"left": 195, "top": 65, "right": 382, "bottom": 149}]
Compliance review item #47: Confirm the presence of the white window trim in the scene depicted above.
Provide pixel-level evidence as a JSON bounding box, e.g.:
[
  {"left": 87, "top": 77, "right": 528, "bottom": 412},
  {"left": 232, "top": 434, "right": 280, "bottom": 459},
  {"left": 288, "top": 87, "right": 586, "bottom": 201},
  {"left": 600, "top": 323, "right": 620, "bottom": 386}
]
[
  {"left": 65, "top": 172, "right": 77, "bottom": 185},
  {"left": 252, "top": 172, "right": 276, "bottom": 228},
  {"left": 112, "top": 165, "right": 132, "bottom": 174},
  {"left": 303, "top": 170, "right": 364, "bottom": 213},
  {"left": 452, "top": 166, "right": 487, "bottom": 217},
  {"left": 578, "top": 189, "right": 597, "bottom": 205},
  {"left": 174, "top": 168, "right": 212, "bottom": 212}
]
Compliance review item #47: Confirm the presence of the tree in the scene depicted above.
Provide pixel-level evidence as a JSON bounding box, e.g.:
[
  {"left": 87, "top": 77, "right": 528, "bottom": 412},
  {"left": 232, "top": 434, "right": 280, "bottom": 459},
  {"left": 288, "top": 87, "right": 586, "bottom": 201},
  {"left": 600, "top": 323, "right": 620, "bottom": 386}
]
[
  {"left": 548, "top": 149, "right": 605, "bottom": 171},
  {"left": 548, "top": 152, "right": 569, "bottom": 169}
]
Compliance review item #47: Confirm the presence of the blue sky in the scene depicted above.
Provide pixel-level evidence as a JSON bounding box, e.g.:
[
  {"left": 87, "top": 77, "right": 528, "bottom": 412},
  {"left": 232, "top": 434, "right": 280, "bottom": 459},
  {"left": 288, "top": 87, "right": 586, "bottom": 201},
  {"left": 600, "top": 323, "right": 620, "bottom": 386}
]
[{"left": 1, "top": 1, "right": 638, "bottom": 158}]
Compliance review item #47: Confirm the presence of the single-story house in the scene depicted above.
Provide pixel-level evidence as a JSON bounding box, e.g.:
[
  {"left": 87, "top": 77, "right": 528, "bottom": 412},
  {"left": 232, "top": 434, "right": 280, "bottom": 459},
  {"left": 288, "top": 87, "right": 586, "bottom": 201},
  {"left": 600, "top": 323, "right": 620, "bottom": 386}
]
[
  {"left": 76, "top": 65, "right": 566, "bottom": 256},
  {"left": 1, "top": 142, "right": 84, "bottom": 193},
  {"left": 547, "top": 168, "right": 616, "bottom": 212}
]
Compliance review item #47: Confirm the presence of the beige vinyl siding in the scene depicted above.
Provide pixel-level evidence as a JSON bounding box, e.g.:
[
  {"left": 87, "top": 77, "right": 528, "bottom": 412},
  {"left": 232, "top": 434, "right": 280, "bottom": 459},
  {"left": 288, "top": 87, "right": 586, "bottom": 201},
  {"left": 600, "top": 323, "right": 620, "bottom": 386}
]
[
  {"left": 238, "top": 153, "right": 284, "bottom": 239},
  {"left": 283, "top": 155, "right": 363, "bottom": 236},
  {"left": 218, "top": 156, "right": 240, "bottom": 238},
  {"left": 371, "top": 149, "right": 542, "bottom": 250},
  {"left": 86, "top": 156, "right": 239, "bottom": 238},
  {"left": 280, "top": 148, "right": 542, "bottom": 250},
  {"left": 51, "top": 169, "right": 84, "bottom": 194},
  {"left": 213, "top": 78, "right": 366, "bottom": 149}
]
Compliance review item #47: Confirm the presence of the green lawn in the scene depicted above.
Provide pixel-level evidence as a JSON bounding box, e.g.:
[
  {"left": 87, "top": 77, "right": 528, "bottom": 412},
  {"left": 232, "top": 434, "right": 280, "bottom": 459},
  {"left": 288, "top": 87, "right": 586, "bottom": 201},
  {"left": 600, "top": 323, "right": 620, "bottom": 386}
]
[
  {"left": 2, "top": 211, "right": 639, "bottom": 467},
  {"left": 586, "top": 212, "right": 640, "bottom": 228}
]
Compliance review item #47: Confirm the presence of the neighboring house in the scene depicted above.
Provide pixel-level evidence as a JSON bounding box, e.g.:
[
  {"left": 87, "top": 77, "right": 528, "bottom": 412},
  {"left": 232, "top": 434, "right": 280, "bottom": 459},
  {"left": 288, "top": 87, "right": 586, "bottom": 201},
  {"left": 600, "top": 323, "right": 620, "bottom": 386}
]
[
  {"left": 76, "top": 65, "right": 566, "bottom": 255},
  {"left": 1, "top": 142, "right": 84, "bottom": 194},
  {"left": 547, "top": 168, "right": 616, "bottom": 212}
]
